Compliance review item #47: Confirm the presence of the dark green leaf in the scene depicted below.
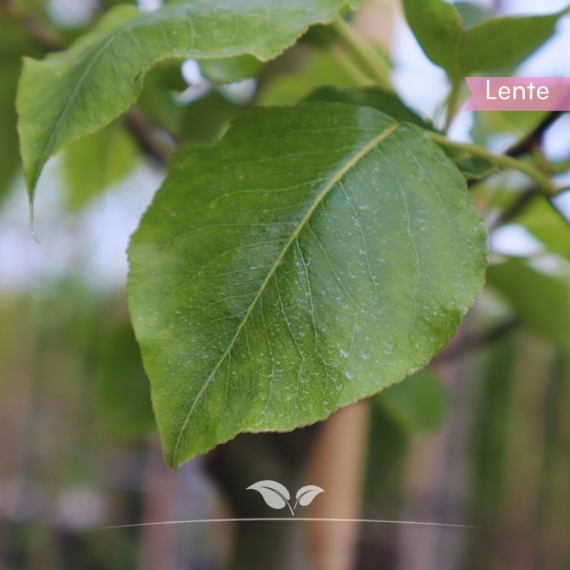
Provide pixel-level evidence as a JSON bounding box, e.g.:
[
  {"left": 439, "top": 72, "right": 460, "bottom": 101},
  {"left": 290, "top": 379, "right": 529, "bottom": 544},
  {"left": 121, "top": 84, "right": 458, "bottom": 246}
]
[
  {"left": 180, "top": 90, "right": 243, "bottom": 145},
  {"left": 128, "top": 103, "right": 487, "bottom": 468},
  {"left": 258, "top": 49, "right": 355, "bottom": 106},
  {"left": 17, "top": 0, "right": 360, "bottom": 202},
  {"left": 376, "top": 368, "right": 448, "bottom": 434},
  {"left": 303, "top": 86, "right": 428, "bottom": 127},
  {"left": 303, "top": 86, "right": 496, "bottom": 180},
  {"left": 487, "top": 260, "right": 570, "bottom": 350},
  {"left": 98, "top": 321, "right": 156, "bottom": 438},
  {"left": 437, "top": 142, "right": 498, "bottom": 181}
]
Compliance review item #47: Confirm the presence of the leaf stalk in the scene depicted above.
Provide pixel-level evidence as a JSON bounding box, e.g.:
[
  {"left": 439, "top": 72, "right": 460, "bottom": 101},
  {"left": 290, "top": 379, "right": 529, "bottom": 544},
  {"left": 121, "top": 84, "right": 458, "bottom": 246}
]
[
  {"left": 332, "top": 16, "right": 392, "bottom": 90},
  {"left": 427, "top": 132, "right": 558, "bottom": 196}
]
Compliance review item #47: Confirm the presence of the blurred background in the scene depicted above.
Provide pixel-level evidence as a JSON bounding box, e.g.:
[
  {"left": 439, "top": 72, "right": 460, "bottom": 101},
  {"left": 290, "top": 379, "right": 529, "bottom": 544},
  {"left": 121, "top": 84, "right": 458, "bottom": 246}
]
[{"left": 2, "top": 0, "right": 570, "bottom": 568}]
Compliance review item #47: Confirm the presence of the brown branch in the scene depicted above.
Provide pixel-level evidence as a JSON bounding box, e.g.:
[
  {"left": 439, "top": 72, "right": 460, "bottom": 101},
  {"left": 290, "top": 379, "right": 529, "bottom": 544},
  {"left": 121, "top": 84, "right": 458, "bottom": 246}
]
[
  {"left": 506, "top": 111, "right": 565, "bottom": 158},
  {"left": 0, "top": 1, "right": 63, "bottom": 51},
  {"left": 124, "top": 108, "right": 175, "bottom": 166}
]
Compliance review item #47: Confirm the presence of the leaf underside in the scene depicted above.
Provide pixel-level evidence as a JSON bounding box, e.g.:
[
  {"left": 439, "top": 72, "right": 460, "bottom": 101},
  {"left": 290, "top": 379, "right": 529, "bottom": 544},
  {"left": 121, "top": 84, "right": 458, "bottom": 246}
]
[
  {"left": 17, "top": 0, "right": 358, "bottom": 201},
  {"left": 128, "top": 103, "right": 487, "bottom": 469}
]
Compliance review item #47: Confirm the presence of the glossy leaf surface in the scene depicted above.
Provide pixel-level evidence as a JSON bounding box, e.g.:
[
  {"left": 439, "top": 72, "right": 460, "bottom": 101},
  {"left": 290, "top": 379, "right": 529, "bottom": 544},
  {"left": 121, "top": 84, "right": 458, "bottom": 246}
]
[
  {"left": 17, "top": 0, "right": 359, "bottom": 201},
  {"left": 128, "top": 104, "right": 487, "bottom": 468}
]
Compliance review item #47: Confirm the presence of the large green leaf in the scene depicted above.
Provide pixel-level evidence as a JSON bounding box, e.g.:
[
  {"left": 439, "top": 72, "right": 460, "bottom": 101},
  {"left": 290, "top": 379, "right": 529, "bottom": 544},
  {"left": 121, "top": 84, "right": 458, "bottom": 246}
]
[
  {"left": 17, "top": 0, "right": 359, "bottom": 203},
  {"left": 128, "top": 103, "right": 487, "bottom": 468},
  {"left": 402, "top": 0, "right": 567, "bottom": 82}
]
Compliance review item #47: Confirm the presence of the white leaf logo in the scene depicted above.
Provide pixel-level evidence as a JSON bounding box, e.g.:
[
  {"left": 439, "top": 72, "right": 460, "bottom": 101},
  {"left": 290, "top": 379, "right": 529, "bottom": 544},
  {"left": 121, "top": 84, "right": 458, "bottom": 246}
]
[
  {"left": 295, "top": 485, "right": 325, "bottom": 508},
  {"left": 247, "top": 480, "right": 293, "bottom": 515},
  {"left": 247, "top": 481, "right": 324, "bottom": 515}
]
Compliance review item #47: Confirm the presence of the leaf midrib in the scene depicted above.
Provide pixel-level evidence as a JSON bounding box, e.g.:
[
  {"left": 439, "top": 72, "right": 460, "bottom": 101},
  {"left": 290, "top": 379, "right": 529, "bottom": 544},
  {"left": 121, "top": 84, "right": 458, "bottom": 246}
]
[{"left": 171, "top": 121, "right": 399, "bottom": 465}]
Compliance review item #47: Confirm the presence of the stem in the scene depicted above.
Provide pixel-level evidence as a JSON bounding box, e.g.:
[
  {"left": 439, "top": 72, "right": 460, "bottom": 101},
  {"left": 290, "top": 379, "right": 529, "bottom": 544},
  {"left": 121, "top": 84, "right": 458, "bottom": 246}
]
[
  {"left": 332, "top": 16, "right": 392, "bottom": 90},
  {"left": 427, "top": 132, "right": 557, "bottom": 196},
  {"left": 444, "top": 81, "right": 461, "bottom": 133},
  {"left": 330, "top": 45, "right": 374, "bottom": 87}
]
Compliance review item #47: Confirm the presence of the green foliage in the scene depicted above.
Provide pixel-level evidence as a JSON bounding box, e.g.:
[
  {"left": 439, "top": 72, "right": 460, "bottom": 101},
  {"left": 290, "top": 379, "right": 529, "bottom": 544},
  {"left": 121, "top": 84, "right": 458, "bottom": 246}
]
[
  {"left": 200, "top": 55, "right": 263, "bottom": 84},
  {"left": 303, "top": 86, "right": 428, "bottom": 127},
  {"left": 302, "top": 86, "right": 497, "bottom": 180},
  {"left": 487, "top": 260, "right": 570, "bottom": 350},
  {"left": 17, "top": 0, "right": 360, "bottom": 202},
  {"left": 376, "top": 368, "right": 448, "bottom": 435},
  {"left": 0, "top": 21, "right": 43, "bottom": 201},
  {"left": 98, "top": 321, "right": 156, "bottom": 438},
  {"left": 402, "top": 0, "right": 565, "bottom": 82},
  {"left": 128, "top": 103, "right": 487, "bottom": 467},
  {"left": 8, "top": 0, "right": 568, "bottom": 475},
  {"left": 62, "top": 122, "right": 138, "bottom": 211}
]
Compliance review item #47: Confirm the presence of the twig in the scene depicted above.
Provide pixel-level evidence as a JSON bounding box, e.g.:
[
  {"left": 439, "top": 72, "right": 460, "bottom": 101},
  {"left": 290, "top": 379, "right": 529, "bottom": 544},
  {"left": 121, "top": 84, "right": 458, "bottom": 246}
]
[
  {"left": 124, "top": 109, "right": 175, "bottom": 166},
  {"left": 332, "top": 16, "right": 392, "bottom": 90},
  {"left": 506, "top": 111, "right": 565, "bottom": 158},
  {"left": 493, "top": 188, "right": 540, "bottom": 228},
  {"left": 0, "top": 1, "right": 63, "bottom": 51},
  {"left": 428, "top": 132, "right": 558, "bottom": 196}
]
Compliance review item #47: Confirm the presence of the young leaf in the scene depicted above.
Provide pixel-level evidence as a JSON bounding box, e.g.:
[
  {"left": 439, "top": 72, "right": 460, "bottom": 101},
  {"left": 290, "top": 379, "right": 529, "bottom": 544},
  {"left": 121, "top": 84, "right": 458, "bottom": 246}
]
[
  {"left": 295, "top": 485, "right": 324, "bottom": 507},
  {"left": 247, "top": 480, "right": 291, "bottom": 510},
  {"left": 402, "top": 0, "right": 566, "bottom": 82},
  {"left": 128, "top": 103, "right": 487, "bottom": 469},
  {"left": 17, "top": 0, "right": 360, "bottom": 204}
]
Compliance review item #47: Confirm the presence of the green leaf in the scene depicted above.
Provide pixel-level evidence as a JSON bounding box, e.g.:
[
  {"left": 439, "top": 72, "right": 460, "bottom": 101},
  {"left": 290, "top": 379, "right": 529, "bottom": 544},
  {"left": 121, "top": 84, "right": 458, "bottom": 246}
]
[
  {"left": 98, "top": 321, "right": 156, "bottom": 438},
  {"left": 128, "top": 103, "right": 487, "bottom": 468},
  {"left": 257, "top": 49, "right": 355, "bottom": 106},
  {"left": 436, "top": 142, "right": 498, "bottom": 181},
  {"left": 517, "top": 198, "right": 570, "bottom": 260},
  {"left": 200, "top": 55, "right": 263, "bottom": 84},
  {"left": 402, "top": 0, "right": 566, "bottom": 81},
  {"left": 302, "top": 86, "right": 496, "bottom": 180},
  {"left": 62, "top": 121, "right": 138, "bottom": 211},
  {"left": 376, "top": 368, "right": 448, "bottom": 434},
  {"left": 180, "top": 90, "right": 244, "bottom": 145},
  {"left": 0, "top": 63, "right": 22, "bottom": 202},
  {"left": 487, "top": 260, "right": 570, "bottom": 350},
  {"left": 17, "top": 0, "right": 359, "bottom": 204},
  {"left": 303, "top": 86, "right": 428, "bottom": 128},
  {"left": 0, "top": 21, "right": 43, "bottom": 202}
]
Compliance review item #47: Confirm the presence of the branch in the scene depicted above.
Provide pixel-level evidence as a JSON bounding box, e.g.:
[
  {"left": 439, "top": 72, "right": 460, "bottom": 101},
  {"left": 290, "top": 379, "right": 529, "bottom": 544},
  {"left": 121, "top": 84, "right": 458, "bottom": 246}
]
[
  {"left": 124, "top": 108, "right": 175, "bottom": 166},
  {"left": 0, "top": 1, "right": 63, "bottom": 51},
  {"left": 427, "top": 132, "right": 558, "bottom": 196},
  {"left": 506, "top": 111, "right": 565, "bottom": 158}
]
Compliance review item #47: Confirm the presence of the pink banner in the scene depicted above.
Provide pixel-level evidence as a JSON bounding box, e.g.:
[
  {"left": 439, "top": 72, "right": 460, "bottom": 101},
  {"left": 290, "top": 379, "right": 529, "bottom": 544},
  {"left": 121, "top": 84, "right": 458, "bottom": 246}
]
[{"left": 465, "top": 77, "right": 570, "bottom": 111}]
